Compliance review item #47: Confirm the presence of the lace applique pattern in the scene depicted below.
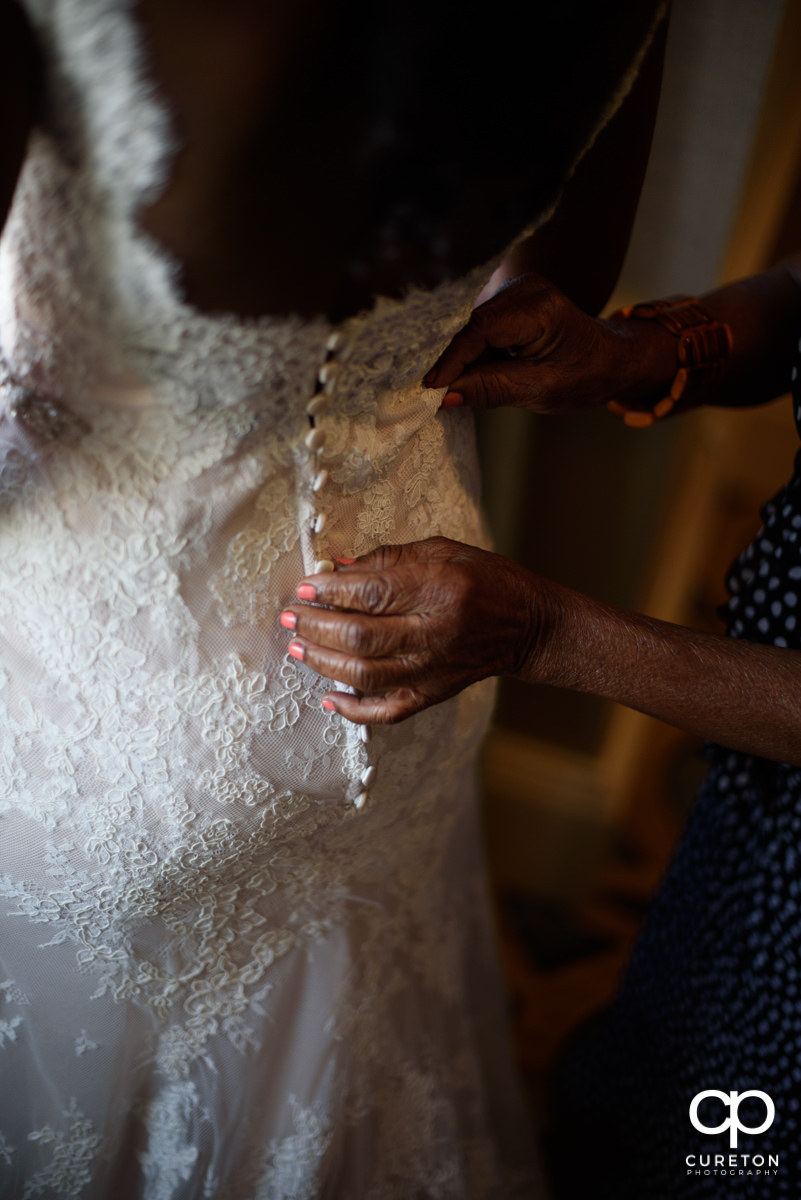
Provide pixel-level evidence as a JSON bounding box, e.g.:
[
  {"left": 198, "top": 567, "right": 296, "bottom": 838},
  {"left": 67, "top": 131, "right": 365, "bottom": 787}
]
[
  {"left": 139, "top": 1082, "right": 203, "bottom": 1200},
  {"left": 22, "top": 1102, "right": 102, "bottom": 1200},
  {"left": 252, "top": 1098, "right": 334, "bottom": 1200}
]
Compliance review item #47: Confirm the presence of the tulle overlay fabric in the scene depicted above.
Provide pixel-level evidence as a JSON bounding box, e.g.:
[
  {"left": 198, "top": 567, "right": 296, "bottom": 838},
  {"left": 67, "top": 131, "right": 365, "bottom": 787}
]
[{"left": 0, "top": 1, "right": 544, "bottom": 1196}]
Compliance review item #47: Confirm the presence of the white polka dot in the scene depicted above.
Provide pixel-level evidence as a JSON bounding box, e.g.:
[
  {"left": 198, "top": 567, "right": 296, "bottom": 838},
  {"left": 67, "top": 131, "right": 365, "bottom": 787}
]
[
  {"left": 758, "top": 617, "right": 770, "bottom": 634},
  {"left": 745, "top": 606, "right": 756, "bottom": 618},
  {"left": 793, "top": 366, "right": 798, "bottom": 382},
  {"left": 772, "top": 601, "right": 782, "bottom": 617},
  {"left": 789, "top": 567, "right": 801, "bottom": 580},
  {"left": 786, "top": 592, "right": 798, "bottom": 607},
  {"left": 786, "top": 615, "right": 796, "bottom": 631},
  {"left": 775, "top": 636, "right": 788, "bottom": 647},
  {"left": 755, "top": 589, "right": 767, "bottom": 603}
]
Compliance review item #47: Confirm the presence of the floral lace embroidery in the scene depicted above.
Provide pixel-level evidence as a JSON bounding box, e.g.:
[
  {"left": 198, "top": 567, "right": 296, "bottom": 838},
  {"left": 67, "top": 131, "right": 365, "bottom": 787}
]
[
  {"left": 252, "top": 1098, "right": 334, "bottom": 1200},
  {"left": 139, "top": 1082, "right": 203, "bottom": 1200},
  {"left": 0, "top": 982, "right": 27, "bottom": 1056},
  {"left": 0, "top": 1018, "right": 21, "bottom": 1052},
  {"left": 73, "top": 1032, "right": 98, "bottom": 1057},
  {"left": 23, "top": 1102, "right": 102, "bottom": 1200}
]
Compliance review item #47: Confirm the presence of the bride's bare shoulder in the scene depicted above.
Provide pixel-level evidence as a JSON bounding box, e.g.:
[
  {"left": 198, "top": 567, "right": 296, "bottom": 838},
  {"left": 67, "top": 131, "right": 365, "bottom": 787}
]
[{"left": 0, "top": 1, "right": 41, "bottom": 234}]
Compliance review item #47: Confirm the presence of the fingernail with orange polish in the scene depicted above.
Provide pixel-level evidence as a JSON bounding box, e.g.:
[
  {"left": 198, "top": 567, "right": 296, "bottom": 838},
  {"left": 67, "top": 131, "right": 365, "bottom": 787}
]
[
  {"left": 441, "top": 392, "right": 464, "bottom": 409},
  {"left": 280, "top": 611, "right": 297, "bottom": 631},
  {"left": 296, "top": 584, "right": 317, "bottom": 600},
  {"left": 321, "top": 698, "right": 336, "bottom": 712},
  {"left": 423, "top": 369, "right": 438, "bottom": 387},
  {"left": 288, "top": 643, "right": 304, "bottom": 661},
  {"left": 335, "top": 557, "right": 356, "bottom": 565}
]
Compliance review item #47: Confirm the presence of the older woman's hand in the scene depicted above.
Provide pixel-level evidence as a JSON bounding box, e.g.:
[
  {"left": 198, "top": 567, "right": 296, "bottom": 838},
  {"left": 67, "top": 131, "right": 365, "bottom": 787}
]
[
  {"left": 281, "top": 530, "right": 801, "bottom": 763},
  {"left": 423, "top": 272, "right": 672, "bottom": 415},
  {"left": 279, "top": 537, "right": 554, "bottom": 724}
]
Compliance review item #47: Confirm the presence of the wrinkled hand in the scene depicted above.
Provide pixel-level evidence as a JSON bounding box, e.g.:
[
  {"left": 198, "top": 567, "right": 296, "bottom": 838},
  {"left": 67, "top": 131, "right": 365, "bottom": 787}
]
[
  {"left": 280, "top": 537, "right": 552, "bottom": 724},
  {"left": 423, "top": 272, "right": 649, "bottom": 414}
]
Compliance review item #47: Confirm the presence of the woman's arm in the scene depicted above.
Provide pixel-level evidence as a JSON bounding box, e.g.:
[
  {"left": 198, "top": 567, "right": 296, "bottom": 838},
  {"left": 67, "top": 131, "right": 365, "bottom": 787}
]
[
  {"left": 0, "top": 0, "right": 41, "bottom": 236},
  {"left": 529, "top": 577, "right": 801, "bottom": 766},
  {"left": 281, "top": 539, "right": 801, "bottom": 766},
  {"left": 426, "top": 256, "right": 801, "bottom": 415}
]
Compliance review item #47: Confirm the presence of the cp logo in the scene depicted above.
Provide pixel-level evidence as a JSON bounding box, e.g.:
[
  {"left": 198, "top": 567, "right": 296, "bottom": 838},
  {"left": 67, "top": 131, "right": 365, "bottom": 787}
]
[{"left": 690, "top": 1090, "right": 775, "bottom": 1148}]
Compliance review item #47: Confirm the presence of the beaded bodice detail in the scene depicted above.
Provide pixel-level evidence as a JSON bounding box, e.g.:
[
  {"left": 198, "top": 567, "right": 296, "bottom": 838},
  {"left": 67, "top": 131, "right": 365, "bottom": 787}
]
[{"left": 0, "top": 2, "right": 544, "bottom": 1197}]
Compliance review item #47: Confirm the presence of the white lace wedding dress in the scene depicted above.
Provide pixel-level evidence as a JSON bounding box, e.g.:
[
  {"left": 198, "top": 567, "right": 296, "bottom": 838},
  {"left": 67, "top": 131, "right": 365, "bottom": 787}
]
[{"left": 0, "top": 1, "right": 655, "bottom": 1196}]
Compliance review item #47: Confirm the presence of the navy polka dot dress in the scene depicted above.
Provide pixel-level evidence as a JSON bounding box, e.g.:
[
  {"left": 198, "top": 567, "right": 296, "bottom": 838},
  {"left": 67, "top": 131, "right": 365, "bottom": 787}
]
[{"left": 551, "top": 361, "right": 801, "bottom": 1199}]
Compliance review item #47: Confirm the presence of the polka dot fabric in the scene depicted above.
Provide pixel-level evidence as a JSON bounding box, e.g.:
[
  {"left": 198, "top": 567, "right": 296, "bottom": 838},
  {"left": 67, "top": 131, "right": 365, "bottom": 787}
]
[
  {"left": 553, "top": 366, "right": 801, "bottom": 1198},
  {"left": 723, "top": 369, "right": 801, "bottom": 652}
]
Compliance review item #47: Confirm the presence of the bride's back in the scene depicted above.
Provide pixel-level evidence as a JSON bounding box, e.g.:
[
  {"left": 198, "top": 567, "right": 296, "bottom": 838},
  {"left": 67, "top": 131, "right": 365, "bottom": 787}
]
[{"left": 2, "top": 0, "right": 661, "bottom": 320}]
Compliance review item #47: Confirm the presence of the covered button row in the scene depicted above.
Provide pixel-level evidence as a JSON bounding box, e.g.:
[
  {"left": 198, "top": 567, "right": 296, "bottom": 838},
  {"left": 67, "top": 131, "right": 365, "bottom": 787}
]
[
  {"left": 353, "top": 760, "right": 377, "bottom": 809},
  {"left": 305, "top": 336, "right": 376, "bottom": 809},
  {"left": 305, "top": 346, "right": 339, "bottom": 570}
]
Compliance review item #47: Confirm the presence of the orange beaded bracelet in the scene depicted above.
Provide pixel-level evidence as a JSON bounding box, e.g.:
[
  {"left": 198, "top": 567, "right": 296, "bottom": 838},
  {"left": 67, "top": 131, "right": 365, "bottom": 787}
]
[{"left": 606, "top": 295, "right": 733, "bottom": 428}]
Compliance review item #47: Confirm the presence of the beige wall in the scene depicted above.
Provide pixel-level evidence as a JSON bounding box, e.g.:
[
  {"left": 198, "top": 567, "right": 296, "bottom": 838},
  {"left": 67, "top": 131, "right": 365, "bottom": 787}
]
[{"left": 619, "top": 0, "right": 784, "bottom": 300}]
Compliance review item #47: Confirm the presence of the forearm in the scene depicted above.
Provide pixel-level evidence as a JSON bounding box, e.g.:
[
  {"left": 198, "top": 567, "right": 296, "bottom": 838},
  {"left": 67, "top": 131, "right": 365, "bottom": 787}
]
[
  {"left": 427, "top": 256, "right": 801, "bottom": 416},
  {"left": 283, "top": 536, "right": 801, "bottom": 745},
  {"left": 524, "top": 578, "right": 801, "bottom": 766},
  {"left": 610, "top": 257, "right": 801, "bottom": 414}
]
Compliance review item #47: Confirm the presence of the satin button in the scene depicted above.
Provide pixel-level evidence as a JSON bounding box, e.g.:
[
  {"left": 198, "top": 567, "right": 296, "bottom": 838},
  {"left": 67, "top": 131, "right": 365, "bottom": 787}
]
[
  {"left": 306, "top": 395, "right": 330, "bottom": 416},
  {"left": 360, "top": 765, "right": 377, "bottom": 788},
  {"left": 317, "top": 363, "right": 339, "bottom": 393}
]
